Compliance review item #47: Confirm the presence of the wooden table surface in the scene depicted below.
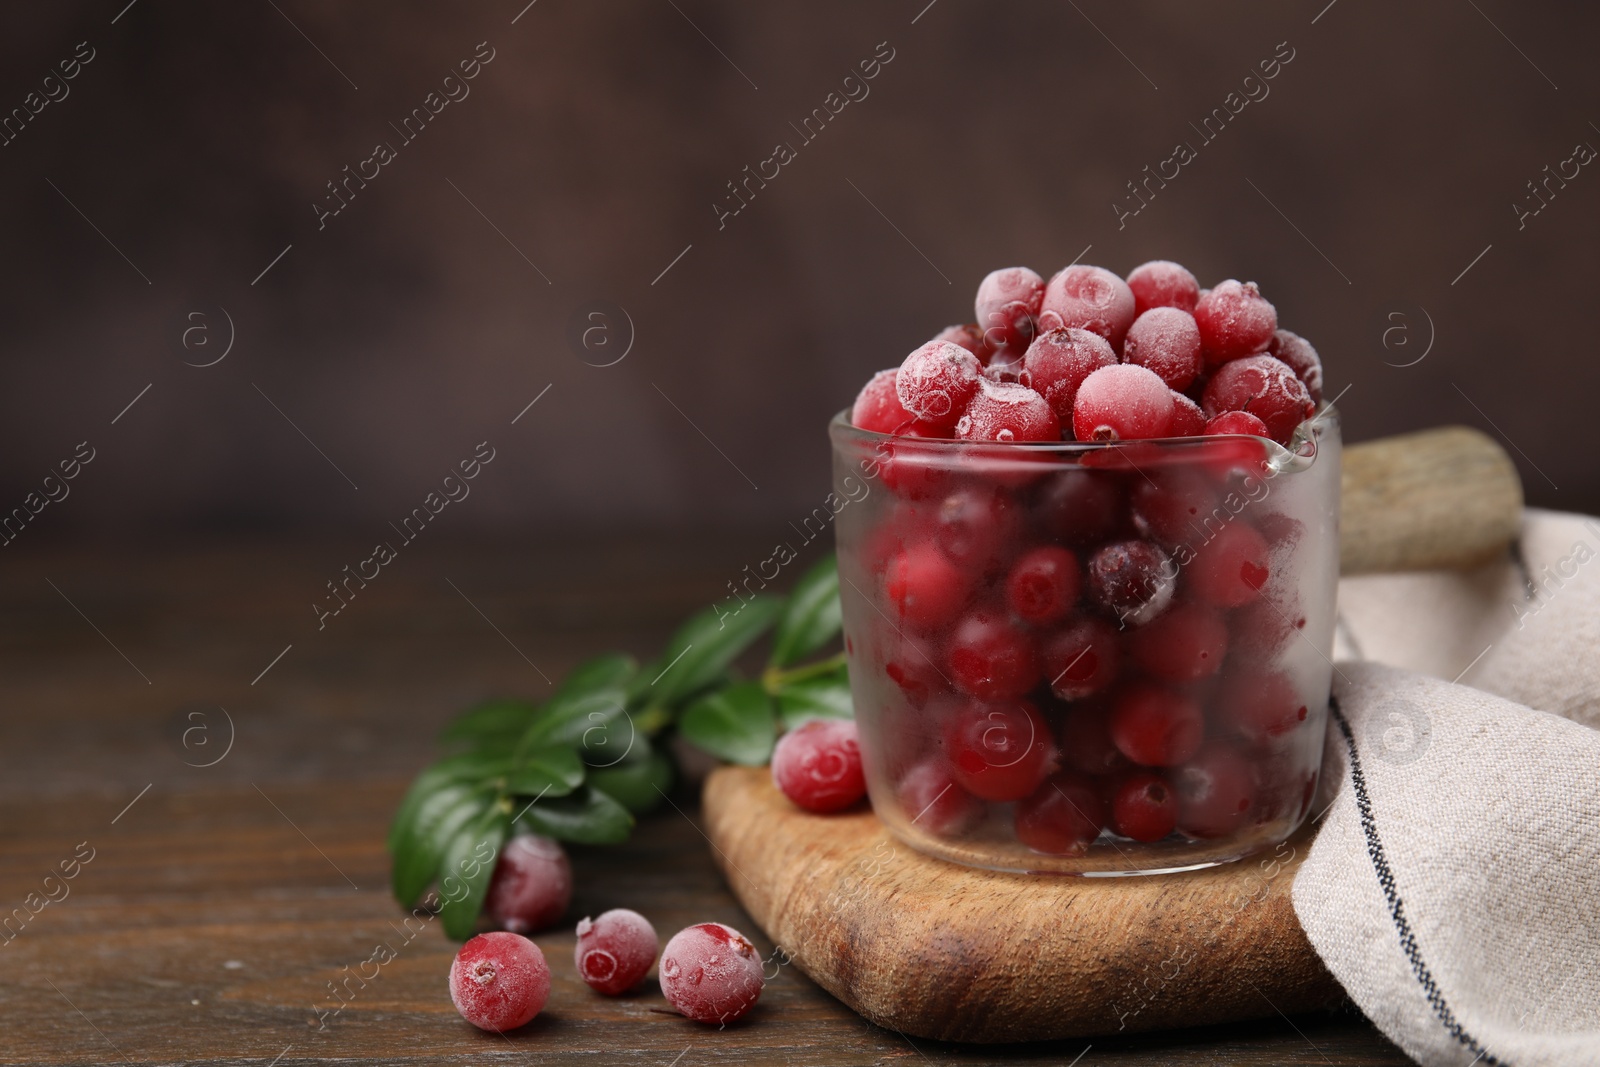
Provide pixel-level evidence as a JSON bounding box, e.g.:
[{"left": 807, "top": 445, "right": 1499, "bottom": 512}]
[{"left": 0, "top": 538, "right": 1413, "bottom": 1066}]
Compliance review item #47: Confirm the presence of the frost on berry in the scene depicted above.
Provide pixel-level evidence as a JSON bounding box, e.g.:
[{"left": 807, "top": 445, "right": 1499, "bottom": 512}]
[
  {"left": 1200, "top": 354, "right": 1313, "bottom": 445},
  {"left": 659, "top": 922, "right": 765, "bottom": 1025},
  {"left": 1071, "top": 364, "right": 1175, "bottom": 442},
  {"left": 770, "top": 719, "right": 866, "bottom": 813},
  {"left": 485, "top": 834, "right": 572, "bottom": 934},
  {"left": 1039, "top": 265, "right": 1137, "bottom": 350},
  {"left": 1020, "top": 327, "right": 1116, "bottom": 430},
  {"left": 1126, "top": 260, "right": 1200, "bottom": 315},
  {"left": 1267, "top": 329, "right": 1324, "bottom": 404},
  {"left": 851, "top": 368, "right": 914, "bottom": 434},
  {"left": 1087, "top": 539, "right": 1175, "bottom": 625},
  {"left": 895, "top": 340, "right": 981, "bottom": 429},
  {"left": 955, "top": 378, "right": 1061, "bottom": 442},
  {"left": 448, "top": 932, "right": 551, "bottom": 1032},
  {"left": 1194, "top": 280, "right": 1277, "bottom": 366},
  {"left": 1167, "top": 391, "right": 1205, "bottom": 436},
  {"left": 1121, "top": 307, "right": 1203, "bottom": 391},
  {"left": 575, "top": 908, "right": 659, "bottom": 995},
  {"left": 933, "top": 322, "right": 988, "bottom": 359},
  {"left": 974, "top": 266, "right": 1045, "bottom": 350}
]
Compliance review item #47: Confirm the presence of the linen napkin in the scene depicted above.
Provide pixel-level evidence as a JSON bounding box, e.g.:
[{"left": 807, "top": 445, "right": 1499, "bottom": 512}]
[{"left": 1294, "top": 508, "right": 1600, "bottom": 1067}]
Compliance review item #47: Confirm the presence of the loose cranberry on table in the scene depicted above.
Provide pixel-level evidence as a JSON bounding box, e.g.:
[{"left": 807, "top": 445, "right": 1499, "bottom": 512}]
[
  {"left": 575, "top": 908, "right": 659, "bottom": 995},
  {"left": 974, "top": 266, "right": 1044, "bottom": 350},
  {"left": 485, "top": 834, "right": 572, "bottom": 934},
  {"left": 1014, "top": 770, "right": 1105, "bottom": 855},
  {"left": 771, "top": 719, "right": 866, "bottom": 813},
  {"left": 659, "top": 923, "right": 765, "bottom": 1025},
  {"left": 449, "top": 932, "right": 551, "bottom": 1032}
]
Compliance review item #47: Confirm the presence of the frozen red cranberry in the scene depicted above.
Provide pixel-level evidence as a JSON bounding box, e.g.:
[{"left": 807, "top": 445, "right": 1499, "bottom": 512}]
[
  {"left": 1188, "top": 521, "right": 1269, "bottom": 608},
  {"left": 956, "top": 378, "right": 1061, "bottom": 442},
  {"left": 1122, "top": 308, "right": 1203, "bottom": 392},
  {"left": 1229, "top": 593, "right": 1303, "bottom": 665},
  {"left": 1014, "top": 771, "right": 1105, "bottom": 855},
  {"left": 1019, "top": 327, "right": 1117, "bottom": 430},
  {"left": 885, "top": 635, "right": 944, "bottom": 707},
  {"left": 575, "top": 909, "right": 658, "bottom": 995},
  {"left": 1072, "top": 365, "right": 1174, "bottom": 442},
  {"left": 1041, "top": 617, "right": 1121, "bottom": 700},
  {"left": 771, "top": 719, "right": 866, "bottom": 813},
  {"left": 1086, "top": 539, "right": 1175, "bottom": 625},
  {"left": 946, "top": 610, "right": 1040, "bottom": 701},
  {"left": 885, "top": 543, "right": 969, "bottom": 630},
  {"left": 1201, "top": 354, "right": 1314, "bottom": 445},
  {"left": 974, "top": 266, "right": 1045, "bottom": 350},
  {"left": 1131, "top": 470, "right": 1220, "bottom": 547},
  {"left": 1109, "top": 683, "right": 1204, "bottom": 767},
  {"left": 896, "top": 340, "right": 982, "bottom": 429},
  {"left": 1175, "top": 741, "right": 1256, "bottom": 838},
  {"left": 1168, "top": 391, "right": 1205, "bottom": 436},
  {"left": 934, "top": 322, "right": 988, "bottom": 359},
  {"left": 485, "top": 834, "right": 572, "bottom": 934},
  {"left": 945, "top": 699, "right": 1054, "bottom": 801},
  {"left": 1039, "top": 265, "right": 1137, "bottom": 350},
  {"left": 1267, "top": 329, "right": 1323, "bottom": 404},
  {"left": 874, "top": 428, "right": 956, "bottom": 500},
  {"left": 1056, "top": 698, "right": 1129, "bottom": 775},
  {"left": 1035, "top": 470, "right": 1126, "bottom": 546},
  {"left": 1218, "top": 670, "right": 1308, "bottom": 744},
  {"left": 1194, "top": 280, "right": 1277, "bottom": 366},
  {"left": 1109, "top": 771, "right": 1179, "bottom": 842},
  {"left": 1005, "top": 546, "right": 1081, "bottom": 625},
  {"left": 1204, "top": 410, "right": 1269, "bottom": 437},
  {"left": 449, "top": 932, "right": 551, "bottom": 1032},
  {"left": 850, "top": 368, "right": 914, "bottom": 434},
  {"left": 931, "top": 486, "right": 1022, "bottom": 573},
  {"left": 1128, "top": 603, "right": 1228, "bottom": 682},
  {"left": 897, "top": 758, "right": 983, "bottom": 836},
  {"left": 981, "top": 347, "right": 1027, "bottom": 382},
  {"left": 659, "top": 922, "right": 764, "bottom": 1025},
  {"left": 1126, "top": 260, "right": 1200, "bottom": 316}
]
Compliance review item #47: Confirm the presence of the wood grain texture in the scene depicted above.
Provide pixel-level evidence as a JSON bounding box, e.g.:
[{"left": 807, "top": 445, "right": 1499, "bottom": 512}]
[
  {"left": 1341, "top": 425, "right": 1523, "bottom": 574},
  {"left": 0, "top": 541, "right": 1411, "bottom": 1065},
  {"left": 703, "top": 767, "right": 1344, "bottom": 1044}
]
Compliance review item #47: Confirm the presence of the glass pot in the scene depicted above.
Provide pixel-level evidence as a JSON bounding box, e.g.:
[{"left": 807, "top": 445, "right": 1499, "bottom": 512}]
[{"left": 830, "top": 409, "right": 1341, "bottom": 874}]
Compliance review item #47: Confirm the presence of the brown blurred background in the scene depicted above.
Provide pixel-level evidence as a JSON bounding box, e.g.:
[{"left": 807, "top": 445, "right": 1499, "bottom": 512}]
[{"left": 1, "top": 0, "right": 1595, "bottom": 541}]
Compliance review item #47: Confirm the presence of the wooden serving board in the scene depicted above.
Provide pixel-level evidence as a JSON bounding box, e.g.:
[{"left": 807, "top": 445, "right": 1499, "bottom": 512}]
[
  {"left": 704, "top": 766, "right": 1338, "bottom": 1043},
  {"left": 699, "top": 427, "right": 1526, "bottom": 1043}
]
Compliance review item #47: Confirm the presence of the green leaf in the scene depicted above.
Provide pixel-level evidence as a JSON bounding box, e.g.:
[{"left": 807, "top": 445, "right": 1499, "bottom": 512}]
[
  {"left": 437, "top": 806, "right": 510, "bottom": 940},
  {"left": 515, "top": 786, "right": 634, "bottom": 844},
  {"left": 387, "top": 749, "right": 510, "bottom": 853},
  {"left": 440, "top": 698, "right": 537, "bottom": 746},
  {"left": 775, "top": 667, "right": 854, "bottom": 729},
  {"left": 504, "top": 745, "right": 585, "bottom": 797},
  {"left": 768, "top": 556, "right": 842, "bottom": 668},
  {"left": 518, "top": 654, "right": 635, "bottom": 752},
  {"left": 680, "top": 680, "right": 777, "bottom": 765},
  {"left": 638, "top": 596, "right": 783, "bottom": 708},
  {"left": 588, "top": 748, "right": 675, "bottom": 814},
  {"left": 390, "top": 782, "right": 494, "bottom": 909}
]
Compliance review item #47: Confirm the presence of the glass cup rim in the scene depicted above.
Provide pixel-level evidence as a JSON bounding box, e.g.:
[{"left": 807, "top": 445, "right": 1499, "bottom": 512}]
[{"left": 829, "top": 404, "right": 1338, "bottom": 476}]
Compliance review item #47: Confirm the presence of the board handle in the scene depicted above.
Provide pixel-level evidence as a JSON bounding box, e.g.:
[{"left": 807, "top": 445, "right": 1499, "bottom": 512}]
[{"left": 1340, "top": 425, "right": 1524, "bottom": 574}]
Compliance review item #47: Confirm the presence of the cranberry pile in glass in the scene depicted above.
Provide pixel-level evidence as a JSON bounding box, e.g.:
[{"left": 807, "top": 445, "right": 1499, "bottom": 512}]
[{"left": 832, "top": 259, "right": 1341, "bottom": 874}]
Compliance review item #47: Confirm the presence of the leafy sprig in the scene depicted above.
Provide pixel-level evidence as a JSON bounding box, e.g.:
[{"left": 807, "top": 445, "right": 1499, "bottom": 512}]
[{"left": 386, "top": 555, "right": 848, "bottom": 937}]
